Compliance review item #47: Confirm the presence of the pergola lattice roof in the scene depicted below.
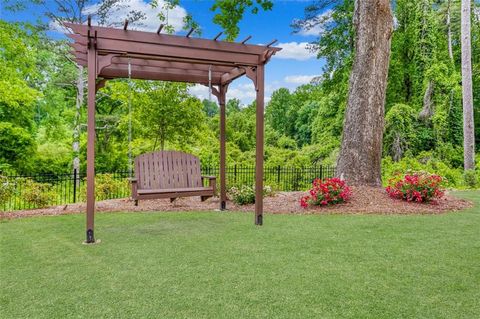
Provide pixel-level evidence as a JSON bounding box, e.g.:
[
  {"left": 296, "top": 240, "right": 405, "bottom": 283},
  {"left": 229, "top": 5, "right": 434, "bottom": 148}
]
[{"left": 65, "top": 22, "right": 281, "bottom": 85}]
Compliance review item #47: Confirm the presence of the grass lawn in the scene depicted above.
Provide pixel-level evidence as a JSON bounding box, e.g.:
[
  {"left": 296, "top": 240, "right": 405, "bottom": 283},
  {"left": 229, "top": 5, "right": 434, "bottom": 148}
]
[{"left": 1, "top": 191, "right": 479, "bottom": 318}]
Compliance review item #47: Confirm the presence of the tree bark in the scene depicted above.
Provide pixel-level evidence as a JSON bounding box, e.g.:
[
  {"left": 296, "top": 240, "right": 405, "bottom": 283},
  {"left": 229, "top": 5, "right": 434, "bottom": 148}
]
[
  {"left": 419, "top": 80, "right": 434, "bottom": 121},
  {"left": 336, "top": 0, "right": 393, "bottom": 186},
  {"left": 447, "top": 0, "right": 454, "bottom": 62},
  {"left": 461, "top": 0, "right": 475, "bottom": 170}
]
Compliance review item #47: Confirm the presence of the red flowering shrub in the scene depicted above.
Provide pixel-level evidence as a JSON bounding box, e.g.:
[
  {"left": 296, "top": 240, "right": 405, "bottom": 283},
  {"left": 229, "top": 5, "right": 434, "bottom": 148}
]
[
  {"left": 300, "top": 178, "right": 351, "bottom": 208},
  {"left": 385, "top": 172, "right": 445, "bottom": 203}
]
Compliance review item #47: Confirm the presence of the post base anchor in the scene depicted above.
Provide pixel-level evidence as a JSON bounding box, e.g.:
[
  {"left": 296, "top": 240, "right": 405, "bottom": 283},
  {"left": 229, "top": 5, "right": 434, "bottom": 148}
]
[
  {"left": 85, "top": 229, "right": 95, "bottom": 243},
  {"left": 255, "top": 214, "right": 263, "bottom": 226}
]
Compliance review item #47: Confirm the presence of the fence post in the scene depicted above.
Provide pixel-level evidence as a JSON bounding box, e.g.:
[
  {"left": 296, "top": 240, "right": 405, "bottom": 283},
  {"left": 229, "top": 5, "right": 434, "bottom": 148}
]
[
  {"left": 73, "top": 168, "right": 77, "bottom": 203},
  {"left": 234, "top": 164, "right": 237, "bottom": 183},
  {"left": 277, "top": 165, "right": 281, "bottom": 184},
  {"left": 319, "top": 165, "right": 323, "bottom": 180}
]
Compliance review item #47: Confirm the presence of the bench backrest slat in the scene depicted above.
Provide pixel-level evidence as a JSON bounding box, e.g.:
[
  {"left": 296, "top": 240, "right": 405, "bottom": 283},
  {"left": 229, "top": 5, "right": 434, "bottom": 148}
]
[{"left": 135, "top": 151, "right": 202, "bottom": 190}]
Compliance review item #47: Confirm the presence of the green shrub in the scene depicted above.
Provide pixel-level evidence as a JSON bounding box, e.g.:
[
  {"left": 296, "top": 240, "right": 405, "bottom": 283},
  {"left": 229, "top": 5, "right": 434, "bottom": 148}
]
[
  {"left": 464, "top": 170, "right": 477, "bottom": 189},
  {"left": 229, "top": 185, "right": 274, "bottom": 205},
  {"left": 79, "top": 173, "right": 129, "bottom": 201},
  {"left": 382, "top": 155, "right": 463, "bottom": 188},
  {"left": 0, "top": 122, "right": 36, "bottom": 173},
  {"left": 0, "top": 175, "right": 15, "bottom": 205},
  {"left": 22, "top": 179, "right": 56, "bottom": 208}
]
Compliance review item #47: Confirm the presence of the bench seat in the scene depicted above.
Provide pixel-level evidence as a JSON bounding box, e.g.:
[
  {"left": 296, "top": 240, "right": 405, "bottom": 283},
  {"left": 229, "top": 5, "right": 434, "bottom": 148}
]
[{"left": 138, "top": 187, "right": 213, "bottom": 195}]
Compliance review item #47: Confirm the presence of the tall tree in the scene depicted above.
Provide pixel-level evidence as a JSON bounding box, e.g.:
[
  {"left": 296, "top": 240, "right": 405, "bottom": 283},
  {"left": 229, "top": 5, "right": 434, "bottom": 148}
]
[
  {"left": 3, "top": 0, "right": 146, "bottom": 174},
  {"left": 266, "top": 88, "right": 292, "bottom": 136},
  {"left": 336, "top": 0, "right": 393, "bottom": 186},
  {"left": 0, "top": 21, "right": 40, "bottom": 172},
  {"left": 134, "top": 82, "right": 204, "bottom": 151},
  {"left": 461, "top": 0, "right": 476, "bottom": 170}
]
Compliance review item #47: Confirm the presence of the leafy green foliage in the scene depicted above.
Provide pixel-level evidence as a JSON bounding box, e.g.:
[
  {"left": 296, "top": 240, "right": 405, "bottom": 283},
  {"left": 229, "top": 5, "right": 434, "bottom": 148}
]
[
  {"left": 0, "top": 21, "right": 39, "bottom": 132},
  {"left": 293, "top": 0, "right": 354, "bottom": 75},
  {"left": 0, "top": 122, "right": 35, "bottom": 173},
  {"left": 210, "top": 0, "right": 273, "bottom": 41},
  {"left": 384, "top": 104, "right": 417, "bottom": 161},
  {"left": 382, "top": 155, "right": 471, "bottom": 188},
  {"left": 265, "top": 88, "right": 292, "bottom": 135},
  {"left": 79, "top": 173, "right": 129, "bottom": 202},
  {"left": 21, "top": 179, "right": 56, "bottom": 208},
  {"left": 463, "top": 170, "right": 478, "bottom": 188},
  {"left": 229, "top": 184, "right": 273, "bottom": 205},
  {"left": 134, "top": 82, "right": 205, "bottom": 151},
  {"left": 202, "top": 99, "right": 218, "bottom": 117},
  {"left": 228, "top": 185, "right": 255, "bottom": 205},
  {"left": 0, "top": 175, "right": 15, "bottom": 205}
]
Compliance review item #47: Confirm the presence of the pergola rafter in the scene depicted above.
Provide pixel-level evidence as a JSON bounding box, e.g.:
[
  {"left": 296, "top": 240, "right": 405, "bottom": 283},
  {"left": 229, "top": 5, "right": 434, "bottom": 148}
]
[{"left": 64, "top": 22, "right": 281, "bottom": 243}]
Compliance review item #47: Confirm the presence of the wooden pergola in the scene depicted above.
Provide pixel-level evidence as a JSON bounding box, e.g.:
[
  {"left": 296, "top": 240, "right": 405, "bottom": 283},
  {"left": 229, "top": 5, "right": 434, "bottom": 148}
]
[{"left": 65, "top": 21, "right": 281, "bottom": 243}]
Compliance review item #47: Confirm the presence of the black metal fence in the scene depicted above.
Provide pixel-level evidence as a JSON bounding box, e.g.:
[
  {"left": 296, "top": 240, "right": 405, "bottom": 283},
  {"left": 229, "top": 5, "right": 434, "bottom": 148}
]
[{"left": 0, "top": 165, "right": 335, "bottom": 212}]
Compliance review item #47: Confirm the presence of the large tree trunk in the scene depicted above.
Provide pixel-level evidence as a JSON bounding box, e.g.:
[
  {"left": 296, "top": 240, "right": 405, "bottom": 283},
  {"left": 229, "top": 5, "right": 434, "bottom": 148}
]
[
  {"left": 336, "top": 0, "right": 393, "bottom": 186},
  {"left": 461, "top": 0, "right": 475, "bottom": 170}
]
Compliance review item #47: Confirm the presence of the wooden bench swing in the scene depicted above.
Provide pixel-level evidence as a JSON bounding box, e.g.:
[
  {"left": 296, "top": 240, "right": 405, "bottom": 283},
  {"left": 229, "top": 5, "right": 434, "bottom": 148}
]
[
  {"left": 130, "top": 151, "right": 216, "bottom": 205},
  {"left": 123, "top": 58, "right": 216, "bottom": 205}
]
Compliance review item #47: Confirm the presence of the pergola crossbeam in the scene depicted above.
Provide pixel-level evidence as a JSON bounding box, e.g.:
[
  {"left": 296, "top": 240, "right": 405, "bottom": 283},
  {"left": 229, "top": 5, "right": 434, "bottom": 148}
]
[
  {"left": 213, "top": 32, "right": 223, "bottom": 41},
  {"left": 185, "top": 28, "right": 195, "bottom": 37},
  {"left": 266, "top": 39, "right": 278, "bottom": 47},
  {"left": 157, "top": 24, "right": 164, "bottom": 34},
  {"left": 110, "top": 58, "right": 236, "bottom": 73},
  {"left": 221, "top": 67, "right": 246, "bottom": 85},
  {"left": 71, "top": 39, "right": 263, "bottom": 65},
  {"left": 240, "top": 36, "right": 252, "bottom": 44},
  {"left": 64, "top": 23, "right": 277, "bottom": 56}
]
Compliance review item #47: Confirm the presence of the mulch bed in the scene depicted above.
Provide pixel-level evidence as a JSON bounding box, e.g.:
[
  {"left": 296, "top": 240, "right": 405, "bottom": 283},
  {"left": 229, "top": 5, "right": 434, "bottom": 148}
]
[{"left": 0, "top": 187, "right": 473, "bottom": 220}]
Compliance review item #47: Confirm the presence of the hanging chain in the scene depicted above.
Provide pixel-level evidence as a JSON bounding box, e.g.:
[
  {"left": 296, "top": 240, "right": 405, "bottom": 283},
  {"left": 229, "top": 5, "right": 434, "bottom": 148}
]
[
  {"left": 208, "top": 65, "right": 212, "bottom": 101},
  {"left": 128, "top": 57, "right": 133, "bottom": 178}
]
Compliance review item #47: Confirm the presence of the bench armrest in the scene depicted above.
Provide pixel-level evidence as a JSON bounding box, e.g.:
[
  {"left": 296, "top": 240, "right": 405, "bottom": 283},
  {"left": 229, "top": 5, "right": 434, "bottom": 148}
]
[
  {"left": 201, "top": 176, "right": 216, "bottom": 194},
  {"left": 129, "top": 178, "right": 138, "bottom": 199}
]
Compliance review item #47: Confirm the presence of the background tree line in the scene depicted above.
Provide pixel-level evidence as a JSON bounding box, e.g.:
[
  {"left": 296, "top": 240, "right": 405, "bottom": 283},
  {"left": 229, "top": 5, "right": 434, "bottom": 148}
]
[{"left": 0, "top": 0, "right": 478, "bottom": 187}]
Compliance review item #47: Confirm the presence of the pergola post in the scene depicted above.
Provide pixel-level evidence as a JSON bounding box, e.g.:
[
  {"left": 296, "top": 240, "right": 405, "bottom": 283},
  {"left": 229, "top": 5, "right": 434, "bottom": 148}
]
[
  {"left": 219, "top": 85, "right": 227, "bottom": 210},
  {"left": 255, "top": 64, "right": 265, "bottom": 225},
  {"left": 85, "top": 40, "right": 97, "bottom": 243}
]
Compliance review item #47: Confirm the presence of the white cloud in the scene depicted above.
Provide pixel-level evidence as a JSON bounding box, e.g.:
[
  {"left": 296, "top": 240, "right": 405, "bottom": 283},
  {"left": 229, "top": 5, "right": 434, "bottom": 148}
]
[
  {"left": 296, "top": 9, "right": 333, "bottom": 36},
  {"left": 188, "top": 83, "right": 257, "bottom": 104},
  {"left": 227, "top": 83, "right": 257, "bottom": 101},
  {"left": 52, "top": 0, "right": 187, "bottom": 33},
  {"left": 189, "top": 82, "right": 277, "bottom": 106},
  {"left": 188, "top": 84, "right": 210, "bottom": 101},
  {"left": 274, "top": 42, "right": 316, "bottom": 61},
  {"left": 284, "top": 74, "right": 320, "bottom": 85}
]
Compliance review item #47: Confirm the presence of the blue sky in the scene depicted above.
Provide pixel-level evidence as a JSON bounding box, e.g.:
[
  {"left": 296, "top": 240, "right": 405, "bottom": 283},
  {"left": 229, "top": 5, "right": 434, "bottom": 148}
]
[{"left": 1, "top": 0, "right": 326, "bottom": 104}]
